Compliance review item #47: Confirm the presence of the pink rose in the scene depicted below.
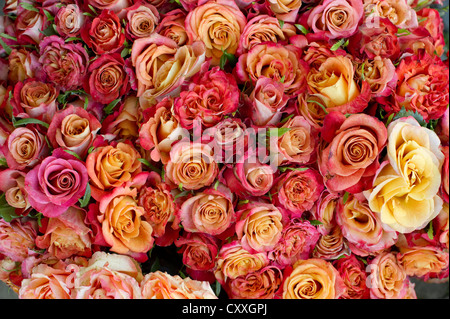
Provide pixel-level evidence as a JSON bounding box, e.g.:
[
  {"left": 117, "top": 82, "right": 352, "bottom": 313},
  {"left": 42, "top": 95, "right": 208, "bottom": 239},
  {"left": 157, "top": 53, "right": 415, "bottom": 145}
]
[
  {"left": 313, "top": 190, "right": 339, "bottom": 235},
  {"left": 266, "top": 0, "right": 303, "bottom": 23},
  {"left": 125, "top": 1, "right": 160, "bottom": 40},
  {"left": 363, "top": 0, "right": 418, "bottom": 29},
  {"left": 24, "top": 148, "right": 89, "bottom": 218},
  {"left": 355, "top": 56, "right": 397, "bottom": 98},
  {"left": 7, "top": 48, "right": 40, "bottom": 84},
  {"left": 155, "top": 9, "right": 188, "bottom": 46},
  {"left": 441, "top": 146, "right": 449, "bottom": 203},
  {"left": 83, "top": 53, "right": 131, "bottom": 105},
  {"left": 15, "top": 4, "right": 49, "bottom": 45},
  {"left": 39, "top": 35, "right": 90, "bottom": 91},
  {"left": 0, "top": 169, "right": 30, "bottom": 216},
  {"left": 54, "top": 4, "right": 85, "bottom": 39},
  {"left": 417, "top": 8, "right": 445, "bottom": 56},
  {"left": 272, "top": 168, "right": 324, "bottom": 218},
  {"left": 268, "top": 218, "right": 320, "bottom": 267},
  {"left": 333, "top": 254, "right": 369, "bottom": 299},
  {"left": 0, "top": 218, "right": 37, "bottom": 262},
  {"left": 307, "top": 0, "right": 363, "bottom": 39},
  {"left": 47, "top": 105, "right": 102, "bottom": 160}
]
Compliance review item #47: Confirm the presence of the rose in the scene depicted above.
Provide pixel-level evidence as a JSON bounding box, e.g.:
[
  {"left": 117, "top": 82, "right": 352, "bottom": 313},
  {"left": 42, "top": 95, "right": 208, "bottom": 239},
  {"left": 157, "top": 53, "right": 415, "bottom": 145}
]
[
  {"left": 35, "top": 207, "right": 93, "bottom": 260},
  {"left": 387, "top": 51, "right": 449, "bottom": 121},
  {"left": 364, "top": 117, "right": 445, "bottom": 233},
  {"left": 15, "top": 5, "right": 48, "bottom": 45},
  {"left": 266, "top": 0, "right": 303, "bottom": 22},
  {"left": 19, "top": 260, "right": 81, "bottom": 299},
  {"left": 86, "top": 141, "right": 142, "bottom": 201},
  {"left": 131, "top": 34, "right": 206, "bottom": 105},
  {"left": 268, "top": 218, "right": 320, "bottom": 267},
  {"left": 235, "top": 202, "right": 284, "bottom": 253},
  {"left": 336, "top": 194, "right": 398, "bottom": 256},
  {"left": 101, "top": 94, "right": 141, "bottom": 140},
  {"left": 177, "top": 185, "right": 234, "bottom": 236},
  {"left": 227, "top": 265, "right": 283, "bottom": 299},
  {"left": 396, "top": 234, "right": 449, "bottom": 281},
  {"left": 98, "top": 186, "right": 154, "bottom": 257},
  {"left": 440, "top": 146, "right": 449, "bottom": 203},
  {"left": 333, "top": 254, "right": 370, "bottom": 299},
  {"left": 348, "top": 18, "right": 400, "bottom": 60},
  {"left": 137, "top": 172, "right": 176, "bottom": 237},
  {"left": 175, "top": 232, "right": 220, "bottom": 272},
  {"left": 140, "top": 271, "right": 217, "bottom": 299},
  {"left": 0, "top": 256, "right": 21, "bottom": 293},
  {"left": 236, "top": 14, "right": 297, "bottom": 55},
  {"left": 7, "top": 49, "right": 40, "bottom": 84},
  {"left": 47, "top": 105, "right": 102, "bottom": 159},
  {"left": 0, "top": 169, "right": 29, "bottom": 215},
  {"left": 296, "top": 93, "right": 328, "bottom": 130},
  {"left": 165, "top": 141, "right": 219, "bottom": 190},
  {"left": 39, "top": 35, "right": 90, "bottom": 91},
  {"left": 398, "top": 27, "right": 441, "bottom": 57},
  {"left": 282, "top": 258, "right": 346, "bottom": 299},
  {"left": 434, "top": 203, "right": 449, "bottom": 250},
  {"left": 83, "top": 53, "right": 130, "bottom": 105},
  {"left": 306, "top": 0, "right": 363, "bottom": 39},
  {"left": 173, "top": 66, "right": 240, "bottom": 129},
  {"left": 74, "top": 251, "right": 143, "bottom": 299},
  {"left": 221, "top": 153, "right": 274, "bottom": 197},
  {"left": 11, "top": 78, "right": 58, "bottom": 124},
  {"left": 274, "top": 115, "right": 318, "bottom": 166},
  {"left": 185, "top": 0, "right": 247, "bottom": 66},
  {"left": 363, "top": 0, "right": 418, "bottom": 29},
  {"left": 313, "top": 190, "right": 339, "bottom": 235},
  {"left": 0, "top": 218, "right": 37, "bottom": 262},
  {"left": 302, "top": 37, "right": 347, "bottom": 70},
  {"left": 312, "top": 226, "right": 351, "bottom": 260},
  {"left": 139, "top": 98, "right": 189, "bottom": 164},
  {"left": 306, "top": 55, "right": 371, "bottom": 114},
  {"left": 318, "top": 112, "right": 388, "bottom": 193},
  {"left": 271, "top": 168, "right": 324, "bottom": 218},
  {"left": 236, "top": 42, "right": 309, "bottom": 96},
  {"left": 367, "top": 251, "right": 409, "bottom": 299},
  {"left": 125, "top": 2, "right": 160, "bottom": 40},
  {"left": 155, "top": 9, "right": 188, "bottom": 46},
  {"left": 417, "top": 8, "right": 445, "bottom": 56},
  {"left": 355, "top": 57, "right": 397, "bottom": 98},
  {"left": 247, "top": 77, "right": 289, "bottom": 126},
  {"left": 24, "top": 148, "right": 89, "bottom": 218},
  {"left": 87, "top": 0, "right": 132, "bottom": 13},
  {"left": 80, "top": 9, "right": 125, "bottom": 55},
  {"left": 54, "top": 4, "right": 85, "bottom": 38},
  {"left": 214, "top": 241, "right": 269, "bottom": 285},
  {"left": 1, "top": 125, "right": 48, "bottom": 170}
]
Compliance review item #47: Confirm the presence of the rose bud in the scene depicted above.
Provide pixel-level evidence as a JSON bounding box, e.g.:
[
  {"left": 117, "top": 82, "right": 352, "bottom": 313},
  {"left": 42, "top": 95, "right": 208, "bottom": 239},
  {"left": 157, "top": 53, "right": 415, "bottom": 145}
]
[
  {"left": 177, "top": 185, "right": 235, "bottom": 236},
  {"left": 39, "top": 35, "right": 90, "bottom": 91},
  {"left": 363, "top": 0, "right": 418, "bottom": 29},
  {"left": 80, "top": 9, "right": 125, "bottom": 55},
  {"left": 333, "top": 254, "right": 370, "bottom": 299},
  {"left": 318, "top": 112, "right": 388, "bottom": 193},
  {"left": 155, "top": 9, "right": 188, "bottom": 46},
  {"left": 306, "top": 0, "right": 363, "bottom": 40},
  {"left": 11, "top": 78, "right": 58, "bottom": 124},
  {"left": 1, "top": 125, "right": 49, "bottom": 170},
  {"left": 355, "top": 57, "right": 397, "bottom": 98},
  {"left": 47, "top": 105, "right": 102, "bottom": 160},
  {"left": 175, "top": 231, "right": 220, "bottom": 272},
  {"left": 7, "top": 49, "right": 40, "bottom": 84},
  {"left": 54, "top": 4, "right": 84, "bottom": 38},
  {"left": 0, "top": 218, "right": 38, "bottom": 262},
  {"left": 236, "top": 14, "right": 296, "bottom": 55},
  {"left": 266, "top": 0, "right": 303, "bottom": 23},
  {"left": 271, "top": 168, "right": 324, "bottom": 218},
  {"left": 0, "top": 169, "right": 30, "bottom": 216},
  {"left": 35, "top": 206, "right": 93, "bottom": 260},
  {"left": 165, "top": 141, "right": 218, "bottom": 190},
  {"left": 174, "top": 66, "right": 240, "bottom": 129},
  {"left": 83, "top": 53, "right": 130, "bottom": 105},
  {"left": 282, "top": 258, "right": 347, "bottom": 299},
  {"left": 125, "top": 1, "right": 160, "bottom": 40},
  {"left": 185, "top": 0, "right": 247, "bottom": 66},
  {"left": 313, "top": 226, "right": 351, "bottom": 260},
  {"left": 268, "top": 218, "right": 320, "bottom": 267},
  {"left": 24, "top": 148, "right": 89, "bottom": 218}
]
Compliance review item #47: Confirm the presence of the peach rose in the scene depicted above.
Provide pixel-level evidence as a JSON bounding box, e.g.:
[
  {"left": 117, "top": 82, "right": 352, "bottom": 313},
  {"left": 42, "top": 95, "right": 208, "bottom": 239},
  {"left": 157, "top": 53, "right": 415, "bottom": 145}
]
[
  {"left": 165, "top": 141, "right": 218, "bottom": 190},
  {"left": 434, "top": 202, "right": 449, "bottom": 250},
  {"left": 307, "top": 55, "right": 371, "bottom": 114},
  {"left": 54, "top": 4, "right": 85, "bottom": 38},
  {"left": 296, "top": 92, "right": 329, "bottom": 130},
  {"left": 35, "top": 207, "right": 93, "bottom": 260},
  {"left": 175, "top": 232, "right": 220, "bottom": 272},
  {"left": 440, "top": 146, "right": 449, "bottom": 203},
  {"left": 363, "top": 0, "right": 418, "bottom": 29},
  {"left": 7, "top": 49, "right": 39, "bottom": 84},
  {"left": 312, "top": 226, "right": 351, "bottom": 260},
  {"left": 364, "top": 117, "right": 445, "bottom": 233},
  {"left": 282, "top": 258, "right": 346, "bottom": 299},
  {"left": 267, "top": 0, "right": 303, "bottom": 22},
  {"left": 355, "top": 56, "right": 397, "bottom": 98},
  {"left": 333, "top": 254, "right": 370, "bottom": 299},
  {"left": 235, "top": 202, "right": 284, "bottom": 253},
  {"left": 98, "top": 186, "right": 154, "bottom": 256},
  {"left": 0, "top": 218, "right": 37, "bottom": 262},
  {"left": 366, "top": 251, "right": 409, "bottom": 299},
  {"left": 140, "top": 271, "right": 217, "bottom": 299},
  {"left": 15, "top": 4, "right": 48, "bottom": 45},
  {"left": 74, "top": 251, "right": 143, "bottom": 299},
  {"left": 155, "top": 9, "right": 188, "bottom": 46},
  {"left": 125, "top": 2, "right": 160, "bottom": 40},
  {"left": 86, "top": 142, "right": 142, "bottom": 201},
  {"left": 0, "top": 169, "right": 30, "bottom": 215},
  {"left": 185, "top": 0, "right": 247, "bottom": 66},
  {"left": 313, "top": 190, "right": 339, "bottom": 235}
]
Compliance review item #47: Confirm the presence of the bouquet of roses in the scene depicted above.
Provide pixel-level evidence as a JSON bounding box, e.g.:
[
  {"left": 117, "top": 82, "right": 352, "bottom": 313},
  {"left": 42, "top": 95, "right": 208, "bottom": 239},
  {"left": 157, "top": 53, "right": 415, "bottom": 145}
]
[{"left": 0, "top": 0, "right": 448, "bottom": 300}]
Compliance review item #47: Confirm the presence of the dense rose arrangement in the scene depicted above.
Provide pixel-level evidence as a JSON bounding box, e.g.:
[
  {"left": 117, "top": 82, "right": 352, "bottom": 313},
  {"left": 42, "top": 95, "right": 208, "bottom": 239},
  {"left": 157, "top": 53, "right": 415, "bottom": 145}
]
[{"left": 0, "top": 0, "right": 448, "bottom": 300}]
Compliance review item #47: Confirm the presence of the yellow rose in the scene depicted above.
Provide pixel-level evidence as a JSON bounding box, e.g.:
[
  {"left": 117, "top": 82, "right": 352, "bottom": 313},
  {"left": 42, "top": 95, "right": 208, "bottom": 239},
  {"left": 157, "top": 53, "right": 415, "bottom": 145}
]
[{"left": 364, "top": 117, "right": 445, "bottom": 233}]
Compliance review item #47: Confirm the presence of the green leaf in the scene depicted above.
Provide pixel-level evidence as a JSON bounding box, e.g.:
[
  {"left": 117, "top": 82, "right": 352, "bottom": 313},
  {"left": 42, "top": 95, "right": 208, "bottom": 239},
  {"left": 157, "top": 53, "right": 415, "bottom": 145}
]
[
  {"left": 0, "top": 38, "right": 12, "bottom": 55},
  {"left": 279, "top": 114, "right": 294, "bottom": 124},
  {"left": 104, "top": 98, "right": 121, "bottom": 115},
  {"left": 214, "top": 179, "right": 220, "bottom": 190},
  {"left": 88, "top": 4, "right": 97, "bottom": 15},
  {"left": 360, "top": 62, "right": 365, "bottom": 81},
  {"left": 214, "top": 281, "right": 221, "bottom": 297},
  {"left": 267, "top": 127, "right": 291, "bottom": 138},
  {"left": 278, "top": 166, "right": 308, "bottom": 173},
  {"left": 19, "top": 2, "right": 40, "bottom": 12},
  {"left": 330, "top": 38, "right": 348, "bottom": 51},
  {"left": 280, "top": 75, "right": 285, "bottom": 83},
  {"left": 309, "top": 220, "right": 323, "bottom": 226},
  {"left": 43, "top": 9, "right": 54, "bottom": 22},
  {"left": 219, "top": 48, "right": 238, "bottom": 70},
  {"left": 238, "top": 199, "right": 249, "bottom": 205},
  {"left": 0, "top": 157, "right": 8, "bottom": 168},
  {"left": 78, "top": 184, "right": 91, "bottom": 208},
  {"left": 392, "top": 106, "right": 427, "bottom": 127},
  {"left": 65, "top": 37, "right": 82, "bottom": 42},
  {"left": 13, "top": 117, "right": 49, "bottom": 129},
  {"left": 278, "top": 19, "right": 284, "bottom": 29},
  {"left": 0, "top": 33, "right": 17, "bottom": 41},
  {"left": 84, "top": 96, "right": 89, "bottom": 110},
  {"left": 427, "top": 221, "right": 434, "bottom": 240},
  {"left": 174, "top": 190, "right": 190, "bottom": 200},
  {"left": 178, "top": 183, "right": 183, "bottom": 191},
  {"left": 342, "top": 191, "right": 350, "bottom": 204},
  {"left": 120, "top": 46, "right": 131, "bottom": 58},
  {"left": 385, "top": 112, "right": 395, "bottom": 127},
  {"left": 397, "top": 28, "right": 411, "bottom": 36},
  {"left": 63, "top": 149, "right": 82, "bottom": 160},
  {"left": 0, "top": 194, "right": 20, "bottom": 222},
  {"left": 150, "top": 256, "right": 160, "bottom": 272},
  {"left": 306, "top": 99, "right": 329, "bottom": 114},
  {"left": 87, "top": 146, "right": 96, "bottom": 154},
  {"left": 295, "top": 24, "right": 309, "bottom": 35}
]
